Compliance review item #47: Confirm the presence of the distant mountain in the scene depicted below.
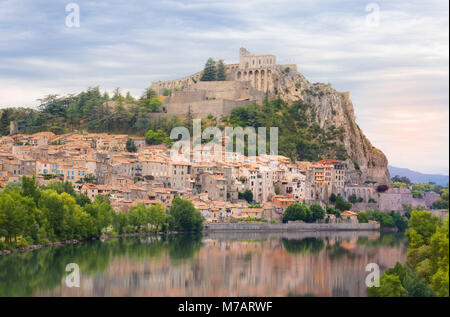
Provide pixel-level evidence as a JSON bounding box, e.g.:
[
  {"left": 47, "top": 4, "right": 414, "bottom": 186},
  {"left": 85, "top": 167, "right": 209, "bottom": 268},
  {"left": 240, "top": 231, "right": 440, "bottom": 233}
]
[{"left": 389, "top": 166, "right": 449, "bottom": 186}]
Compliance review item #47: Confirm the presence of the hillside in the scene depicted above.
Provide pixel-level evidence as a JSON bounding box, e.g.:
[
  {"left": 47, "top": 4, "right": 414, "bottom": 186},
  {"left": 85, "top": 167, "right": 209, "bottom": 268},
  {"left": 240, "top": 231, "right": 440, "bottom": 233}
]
[
  {"left": 262, "top": 66, "right": 390, "bottom": 184},
  {"left": 389, "top": 166, "right": 449, "bottom": 186},
  {"left": 0, "top": 61, "right": 390, "bottom": 184},
  {"left": 151, "top": 58, "right": 391, "bottom": 184}
]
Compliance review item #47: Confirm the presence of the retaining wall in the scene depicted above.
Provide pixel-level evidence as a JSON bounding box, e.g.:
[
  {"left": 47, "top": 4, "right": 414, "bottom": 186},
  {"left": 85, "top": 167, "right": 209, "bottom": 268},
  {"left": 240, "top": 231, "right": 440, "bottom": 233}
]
[{"left": 203, "top": 222, "right": 380, "bottom": 232}]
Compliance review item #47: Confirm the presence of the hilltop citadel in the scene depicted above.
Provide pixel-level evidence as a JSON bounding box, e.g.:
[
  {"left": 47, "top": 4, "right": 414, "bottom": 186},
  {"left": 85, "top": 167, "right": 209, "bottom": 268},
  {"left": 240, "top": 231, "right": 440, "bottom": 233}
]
[{"left": 150, "top": 48, "right": 298, "bottom": 118}]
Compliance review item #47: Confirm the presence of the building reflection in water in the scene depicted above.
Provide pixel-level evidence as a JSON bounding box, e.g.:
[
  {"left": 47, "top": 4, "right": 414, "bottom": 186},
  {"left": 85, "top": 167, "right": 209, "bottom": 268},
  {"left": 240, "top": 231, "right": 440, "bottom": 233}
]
[{"left": 28, "top": 231, "right": 407, "bottom": 297}]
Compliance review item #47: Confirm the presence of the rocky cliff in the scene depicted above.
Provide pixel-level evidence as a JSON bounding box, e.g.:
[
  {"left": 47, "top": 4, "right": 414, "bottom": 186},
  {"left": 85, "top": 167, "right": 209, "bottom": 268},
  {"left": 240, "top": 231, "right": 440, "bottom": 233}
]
[
  {"left": 266, "top": 66, "right": 390, "bottom": 184},
  {"left": 151, "top": 61, "right": 390, "bottom": 185}
]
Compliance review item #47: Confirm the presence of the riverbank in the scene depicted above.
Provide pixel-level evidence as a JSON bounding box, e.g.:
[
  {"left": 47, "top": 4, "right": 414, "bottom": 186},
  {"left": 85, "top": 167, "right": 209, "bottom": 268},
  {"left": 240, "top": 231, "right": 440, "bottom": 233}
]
[
  {"left": 1, "top": 222, "right": 381, "bottom": 256},
  {"left": 203, "top": 222, "right": 380, "bottom": 232},
  {"left": 0, "top": 231, "right": 171, "bottom": 256}
]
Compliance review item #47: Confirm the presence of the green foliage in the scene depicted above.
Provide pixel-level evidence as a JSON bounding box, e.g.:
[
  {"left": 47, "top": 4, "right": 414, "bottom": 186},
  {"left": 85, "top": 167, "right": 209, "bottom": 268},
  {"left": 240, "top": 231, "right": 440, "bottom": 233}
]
[
  {"left": 0, "top": 86, "right": 167, "bottom": 136},
  {"left": 371, "top": 210, "right": 449, "bottom": 297},
  {"left": 225, "top": 99, "right": 349, "bottom": 162},
  {"left": 391, "top": 175, "right": 412, "bottom": 184},
  {"left": 167, "top": 197, "right": 204, "bottom": 232},
  {"left": 235, "top": 217, "right": 267, "bottom": 223},
  {"left": 309, "top": 203, "right": 326, "bottom": 221},
  {"left": 432, "top": 188, "right": 449, "bottom": 209},
  {"left": 282, "top": 238, "right": 324, "bottom": 254},
  {"left": 200, "top": 58, "right": 217, "bottom": 81},
  {"left": 216, "top": 60, "right": 226, "bottom": 81},
  {"left": 367, "top": 262, "right": 435, "bottom": 297},
  {"left": 326, "top": 206, "right": 341, "bottom": 218},
  {"left": 282, "top": 203, "right": 324, "bottom": 223},
  {"left": 367, "top": 273, "right": 407, "bottom": 297},
  {"left": 412, "top": 183, "right": 438, "bottom": 193},
  {"left": 126, "top": 138, "right": 137, "bottom": 152},
  {"left": 238, "top": 190, "right": 253, "bottom": 203},
  {"left": 116, "top": 203, "right": 168, "bottom": 234},
  {"left": 0, "top": 234, "right": 202, "bottom": 296},
  {"left": 0, "top": 176, "right": 117, "bottom": 247},
  {"left": 329, "top": 193, "right": 337, "bottom": 203},
  {"left": 392, "top": 181, "right": 409, "bottom": 188},
  {"left": 334, "top": 195, "right": 352, "bottom": 211},
  {"left": 145, "top": 129, "right": 172, "bottom": 146},
  {"left": 348, "top": 194, "right": 358, "bottom": 203},
  {"left": 357, "top": 210, "right": 408, "bottom": 230}
]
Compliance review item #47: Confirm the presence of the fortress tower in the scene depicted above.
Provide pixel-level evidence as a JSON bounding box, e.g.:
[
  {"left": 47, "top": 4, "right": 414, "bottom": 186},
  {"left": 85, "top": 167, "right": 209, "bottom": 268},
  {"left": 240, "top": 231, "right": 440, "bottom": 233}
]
[
  {"left": 239, "top": 47, "right": 276, "bottom": 69},
  {"left": 235, "top": 47, "right": 277, "bottom": 91}
]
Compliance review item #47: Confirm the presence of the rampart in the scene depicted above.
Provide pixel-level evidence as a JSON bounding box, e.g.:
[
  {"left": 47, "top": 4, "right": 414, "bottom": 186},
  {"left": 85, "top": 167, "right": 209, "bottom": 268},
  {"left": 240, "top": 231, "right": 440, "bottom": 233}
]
[{"left": 203, "top": 222, "right": 380, "bottom": 232}]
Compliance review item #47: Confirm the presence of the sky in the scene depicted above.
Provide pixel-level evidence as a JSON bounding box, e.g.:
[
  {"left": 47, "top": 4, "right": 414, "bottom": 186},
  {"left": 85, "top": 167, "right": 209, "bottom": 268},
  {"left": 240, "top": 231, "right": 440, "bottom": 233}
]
[{"left": 0, "top": 0, "right": 448, "bottom": 175}]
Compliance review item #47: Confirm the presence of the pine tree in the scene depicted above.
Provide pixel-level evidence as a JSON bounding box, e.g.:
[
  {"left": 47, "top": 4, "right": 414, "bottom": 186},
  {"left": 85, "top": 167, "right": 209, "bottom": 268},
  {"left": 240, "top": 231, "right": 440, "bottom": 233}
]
[
  {"left": 200, "top": 58, "right": 216, "bottom": 81},
  {"left": 126, "top": 138, "right": 137, "bottom": 152},
  {"left": 185, "top": 106, "right": 194, "bottom": 134},
  {"left": 216, "top": 60, "right": 226, "bottom": 81}
]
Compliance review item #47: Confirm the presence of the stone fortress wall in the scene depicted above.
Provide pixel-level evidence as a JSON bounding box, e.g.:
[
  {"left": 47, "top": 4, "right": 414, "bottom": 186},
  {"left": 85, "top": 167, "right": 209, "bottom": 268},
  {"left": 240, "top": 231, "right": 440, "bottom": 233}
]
[
  {"left": 150, "top": 48, "right": 298, "bottom": 118},
  {"left": 162, "top": 81, "right": 265, "bottom": 118},
  {"left": 341, "top": 185, "right": 441, "bottom": 213}
]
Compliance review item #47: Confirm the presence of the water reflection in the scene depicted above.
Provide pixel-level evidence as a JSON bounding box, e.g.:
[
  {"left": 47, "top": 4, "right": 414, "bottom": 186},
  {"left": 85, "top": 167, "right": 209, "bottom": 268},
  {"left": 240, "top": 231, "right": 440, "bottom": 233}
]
[{"left": 0, "top": 231, "right": 407, "bottom": 297}]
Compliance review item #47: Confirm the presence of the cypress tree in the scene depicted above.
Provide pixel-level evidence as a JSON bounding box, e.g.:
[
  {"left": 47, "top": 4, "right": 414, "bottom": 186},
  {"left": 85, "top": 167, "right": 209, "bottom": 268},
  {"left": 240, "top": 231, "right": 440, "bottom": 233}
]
[
  {"left": 216, "top": 60, "right": 226, "bottom": 81},
  {"left": 200, "top": 58, "right": 217, "bottom": 81}
]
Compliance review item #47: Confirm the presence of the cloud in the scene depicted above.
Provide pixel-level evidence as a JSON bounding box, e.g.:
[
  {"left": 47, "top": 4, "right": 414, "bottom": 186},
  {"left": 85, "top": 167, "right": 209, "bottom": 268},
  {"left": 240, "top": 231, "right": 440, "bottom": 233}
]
[{"left": 0, "top": 0, "right": 448, "bottom": 174}]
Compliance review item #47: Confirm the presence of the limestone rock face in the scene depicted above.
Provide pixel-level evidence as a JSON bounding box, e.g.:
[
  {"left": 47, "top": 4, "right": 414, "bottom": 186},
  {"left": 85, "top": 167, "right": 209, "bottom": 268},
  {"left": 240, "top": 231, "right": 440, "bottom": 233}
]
[
  {"left": 266, "top": 68, "right": 390, "bottom": 185},
  {"left": 151, "top": 58, "right": 390, "bottom": 185}
]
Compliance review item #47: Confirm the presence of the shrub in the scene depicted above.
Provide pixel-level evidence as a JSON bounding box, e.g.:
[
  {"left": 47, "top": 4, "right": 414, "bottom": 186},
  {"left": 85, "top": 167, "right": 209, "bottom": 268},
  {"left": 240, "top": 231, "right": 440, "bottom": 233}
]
[
  {"left": 335, "top": 196, "right": 352, "bottom": 211},
  {"left": 282, "top": 203, "right": 312, "bottom": 223}
]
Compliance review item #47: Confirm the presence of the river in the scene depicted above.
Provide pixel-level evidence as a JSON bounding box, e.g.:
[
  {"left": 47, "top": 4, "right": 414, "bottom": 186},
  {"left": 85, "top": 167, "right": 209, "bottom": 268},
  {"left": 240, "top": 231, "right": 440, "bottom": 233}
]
[{"left": 0, "top": 231, "right": 407, "bottom": 297}]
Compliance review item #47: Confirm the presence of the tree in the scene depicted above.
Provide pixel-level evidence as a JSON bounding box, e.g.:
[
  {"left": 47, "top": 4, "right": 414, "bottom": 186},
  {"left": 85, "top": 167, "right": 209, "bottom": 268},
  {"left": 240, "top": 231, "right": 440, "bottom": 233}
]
[
  {"left": 112, "top": 212, "right": 128, "bottom": 235},
  {"left": 148, "top": 203, "right": 168, "bottom": 232},
  {"left": 216, "top": 60, "right": 226, "bottom": 81},
  {"left": 238, "top": 190, "right": 253, "bottom": 203},
  {"left": 168, "top": 197, "right": 204, "bottom": 232},
  {"left": 21, "top": 175, "right": 41, "bottom": 204},
  {"left": 200, "top": 58, "right": 216, "bottom": 81},
  {"left": 367, "top": 274, "right": 406, "bottom": 297},
  {"left": 125, "top": 91, "right": 135, "bottom": 103},
  {"left": 335, "top": 195, "right": 352, "bottom": 211},
  {"left": 145, "top": 129, "right": 169, "bottom": 145},
  {"left": 348, "top": 194, "right": 358, "bottom": 203},
  {"left": 310, "top": 203, "right": 325, "bottom": 221},
  {"left": 126, "top": 138, "right": 137, "bottom": 152},
  {"left": 38, "top": 190, "right": 65, "bottom": 239},
  {"left": 282, "top": 203, "right": 311, "bottom": 223},
  {"left": 0, "top": 192, "right": 27, "bottom": 243},
  {"left": 139, "top": 96, "right": 162, "bottom": 112},
  {"left": 326, "top": 206, "right": 341, "bottom": 218},
  {"left": 112, "top": 88, "right": 124, "bottom": 102},
  {"left": 406, "top": 211, "right": 441, "bottom": 248},
  {"left": 391, "top": 175, "right": 412, "bottom": 184},
  {"left": 368, "top": 262, "right": 435, "bottom": 297},
  {"left": 329, "top": 193, "right": 337, "bottom": 203},
  {"left": 143, "top": 87, "right": 157, "bottom": 99}
]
